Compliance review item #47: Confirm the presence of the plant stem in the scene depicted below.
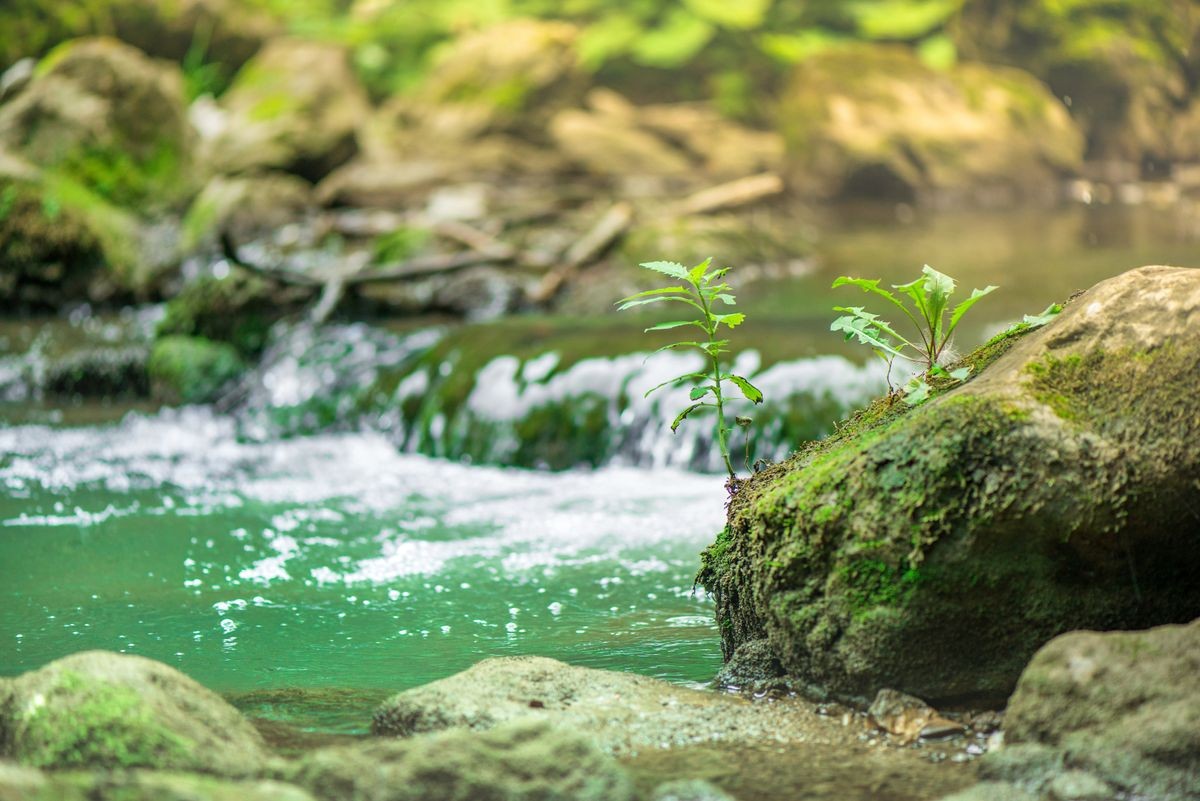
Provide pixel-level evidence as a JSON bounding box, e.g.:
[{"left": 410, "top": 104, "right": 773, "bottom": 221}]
[{"left": 696, "top": 281, "right": 734, "bottom": 478}]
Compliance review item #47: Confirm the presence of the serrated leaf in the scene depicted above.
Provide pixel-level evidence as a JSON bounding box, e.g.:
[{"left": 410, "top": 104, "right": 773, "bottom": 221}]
[
  {"left": 671, "top": 402, "right": 710, "bottom": 432},
  {"left": 728, "top": 374, "right": 764, "bottom": 404},
  {"left": 690, "top": 385, "right": 716, "bottom": 401},
  {"left": 688, "top": 257, "right": 713, "bottom": 283},
  {"left": 617, "top": 295, "right": 704, "bottom": 312},
  {"left": 639, "top": 260, "right": 689, "bottom": 280},
  {"left": 831, "top": 308, "right": 912, "bottom": 358},
  {"left": 713, "top": 312, "right": 746, "bottom": 329},
  {"left": 617, "top": 286, "right": 689, "bottom": 304},
  {"left": 1023, "top": 303, "right": 1062, "bottom": 328},
  {"left": 948, "top": 366, "right": 971, "bottom": 381},
  {"left": 947, "top": 284, "right": 997, "bottom": 335},
  {"left": 713, "top": 293, "right": 736, "bottom": 305},
  {"left": 644, "top": 320, "right": 705, "bottom": 332}
]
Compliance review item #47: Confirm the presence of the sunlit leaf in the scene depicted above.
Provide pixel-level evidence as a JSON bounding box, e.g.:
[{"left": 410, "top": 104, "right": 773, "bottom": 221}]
[
  {"left": 713, "top": 312, "right": 746, "bottom": 329},
  {"left": 644, "top": 320, "right": 705, "bottom": 332},
  {"left": 683, "top": 0, "right": 772, "bottom": 30},
  {"left": 688, "top": 257, "right": 714, "bottom": 283},
  {"left": 947, "top": 284, "right": 997, "bottom": 335},
  {"left": 1023, "top": 303, "right": 1062, "bottom": 328},
  {"left": 631, "top": 8, "right": 714, "bottom": 68},
  {"left": 903, "top": 376, "right": 932, "bottom": 405},
  {"left": 671, "top": 402, "right": 711, "bottom": 432},
  {"left": 850, "top": 0, "right": 963, "bottom": 40},
  {"left": 639, "top": 260, "right": 690, "bottom": 280},
  {"left": 644, "top": 373, "right": 709, "bottom": 398},
  {"left": 690, "top": 385, "right": 716, "bottom": 401}
]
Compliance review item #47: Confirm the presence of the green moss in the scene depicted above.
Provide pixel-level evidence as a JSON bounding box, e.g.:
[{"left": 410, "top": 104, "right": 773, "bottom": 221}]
[
  {"left": 148, "top": 335, "right": 246, "bottom": 404},
  {"left": 17, "top": 671, "right": 190, "bottom": 769},
  {"left": 157, "top": 271, "right": 280, "bottom": 357}
]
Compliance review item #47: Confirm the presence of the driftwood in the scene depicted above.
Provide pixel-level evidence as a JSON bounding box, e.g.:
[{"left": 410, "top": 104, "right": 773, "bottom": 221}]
[
  {"left": 530, "top": 201, "right": 634, "bottom": 305},
  {"left": 676, "top": 172, "right": 784, "bottom": 216}
]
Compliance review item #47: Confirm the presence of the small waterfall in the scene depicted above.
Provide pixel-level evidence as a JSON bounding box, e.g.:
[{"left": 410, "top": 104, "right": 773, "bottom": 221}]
[{"left": 234, "top": 320, "right": 888, "bottom": 472}]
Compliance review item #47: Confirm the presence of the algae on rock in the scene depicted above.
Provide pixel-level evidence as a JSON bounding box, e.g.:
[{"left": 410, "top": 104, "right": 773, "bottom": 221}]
[{"left": 701, "top": 266, "right": 1200, "bottom": 705}]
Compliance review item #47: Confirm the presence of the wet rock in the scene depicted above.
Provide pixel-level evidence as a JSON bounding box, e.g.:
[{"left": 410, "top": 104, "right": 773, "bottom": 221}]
[
  {"left": 651, "top": 779, "right": 737, "bottom": 801},
  {"left": 713, "top": 639, "right": 786, "bottom": 690},
  {"left": 157, "top": 268, "right": 301, "bottom": 357},
  {"left": 778, "top": 44, "right": 1082, "bottom": 203},
  {"left": 206, "top": 39, "right": 368, "bottom": 181},
  {"left": 181, "top": 172, "right": 314, "bottom": 253},
  {"left": 1045, "top": 771, "right": 1113, "bottom": 801},
  {"left": 1001, "top": 619, "right": 1200, "bottom": 800},
  {"left": 938, "top": 781, "right": 1039, "bottom": 801},
  {"left": 868, "top": 689, "right": 934, "bottom": 744},
  {"left": 637, "top": 101, "right": 784, "bottom": 179},
  {"left": 43, "top": 344, "right": 150, "bottom": 398},
  {"left": 700, "top": 266, "right": 1200, "bottom": 706},
  {"left": 0, "top": 37, "right": 195, "bottom": 207},
  {"left": 549, "top": 107, "right": 693, "bottom": 177},
  {"left": 0, "top": 650, "right": 268, "bottom": 775},
  {"left": 148, "top": 335, "right": 245, "bottom": 404},
  {"left": 373, "top": 656, "right": 849, "bottom": 756},
  {"left": 286, "top": 718, "right": 633, "bottom": 801},
  {"left": 0, "top": 59, "right": 34, "bottom": 104}
]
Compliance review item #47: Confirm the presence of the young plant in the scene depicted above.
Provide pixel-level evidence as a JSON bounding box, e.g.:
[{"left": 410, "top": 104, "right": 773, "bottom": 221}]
[
  {"left": 617, "top": 258, "right": 763, "bottom": 478},
  {"left": 831, "top": 265, "right": 996, "bottom": 404}
]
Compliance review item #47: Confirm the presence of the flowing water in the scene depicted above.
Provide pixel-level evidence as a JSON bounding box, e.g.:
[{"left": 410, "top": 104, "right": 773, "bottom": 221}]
[{"left": 2, "top": 202, "right": 1198, "bottom": 754}]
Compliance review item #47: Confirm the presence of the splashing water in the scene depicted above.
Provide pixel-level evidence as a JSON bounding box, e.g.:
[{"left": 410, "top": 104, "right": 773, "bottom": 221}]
[{"left": 0, "top": 408, "right": 727, "bottom": 730}]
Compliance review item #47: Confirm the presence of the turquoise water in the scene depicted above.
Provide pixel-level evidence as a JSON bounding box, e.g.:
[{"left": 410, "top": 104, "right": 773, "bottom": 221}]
[{"left": 0, "top": 409, "right": 725, "bottom": 730}]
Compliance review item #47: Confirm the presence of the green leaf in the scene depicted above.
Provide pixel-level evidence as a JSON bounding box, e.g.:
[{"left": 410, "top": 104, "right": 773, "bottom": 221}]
[
  {"left": 683, "top": 0, "right": 772, "bottom": 30},
  {"left": 903, "top": 376, "right": 932, "bottom": 405},
  {"left": 671, "top": 402, "right": 710, "bottom": 432},
  {"left": 728, "top": 374, "right": 764, "bottom": 404},
  {"left": 917, "top": 33, "right": 957, "bottom": 70},
  {"left": 688, "top": 257, "right": 714, "bottom": 284},
  {"left": 831, "top": 307, "right": 916, "bottom": 355},
  {"left": 832, "top": 275, "right": 917, "bottom": 321},
  {"left": 644, "top": 372, "right": 709, "bottom": 398},
  {"left": 759, "top": 30, "right": 847, "bottom": 64},
  {"left": 702, "top": 339, "right": 731, "bottom": 355},
  {"left": 617, "top": 295, "right": 704, "bottom": 312},
  {"left": 631, "top": 8, "right": 715, "bottom": 68},
  {"left": 713, "top": 312, "right": 746, "bottom": 329},
  {"left": 644, "top": 320, "right": 705, "bottom": 332},
  {"left": 946, "top": 284, "right": 998, "bottom": 336},
  {"left": 617, "top": 286, "right": 689, "bottom": 304},
  {"left": 948, "top": 366, "right": 971, "bottom": 381},
  {"left": 713, "top": 293, "right": 736, "bottom": 305},
  {"left": 849, "top": 0, "right": 963, "bottom": 40},
  {"left": 638, "top": 260, "right": 689, "bottom": 280},
  {"left": 690, "top": 385, "right": 716, "bottom": 401},
  {"left": 577, "top": 14, "right": 642, "bottom": 71},
  {"left": 1023, "top": 303, "right": 1062, "bottom": 328}
]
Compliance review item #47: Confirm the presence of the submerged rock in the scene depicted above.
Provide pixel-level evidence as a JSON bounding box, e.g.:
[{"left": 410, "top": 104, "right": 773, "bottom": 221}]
[
  {"left": 148, "top": 335, "right": 245, "bottom": 404},
  {"left": 286, "top": 718, "right": 633, "bottom": 801},
  {"left": 700, "top": 265, "right": 1200, "bottom": 706},
  {"left": 0, "top": 651, "right": 268, "bottom": 775},
  {"left": 778, "top": 44, "right": 1082, "bottom": 203}
]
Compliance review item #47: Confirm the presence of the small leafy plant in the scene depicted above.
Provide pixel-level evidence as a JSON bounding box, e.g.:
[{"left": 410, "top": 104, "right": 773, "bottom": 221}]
[
  {"left": 617, "top": 258, "right": 763, "bottom": 478},
  {"left": 832, "top": 265, "right": 996, "bottom": 404}
]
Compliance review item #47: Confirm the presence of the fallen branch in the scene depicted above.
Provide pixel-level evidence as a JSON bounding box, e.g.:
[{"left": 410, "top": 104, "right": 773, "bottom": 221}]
[
  {"left": 531, "top": 201, "right": 634, "bottom": 305},
  {"left": 676, "top": 172, "right": 784, "bottom": 216}
]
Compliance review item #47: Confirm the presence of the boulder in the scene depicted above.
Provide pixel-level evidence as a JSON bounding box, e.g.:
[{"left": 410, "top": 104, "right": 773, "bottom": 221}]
[
  {"left": 285, "top": 718, "right": 633, "bottom": 801},
  {"left": 371, "top": 655, "right": 841, "bottom": 757},
  {"left": 156, "top": 268, "right": 302, "bottom": 357},
  {"left": 148, "top": 335, "right": 245, "bottom": 404},
  {"left": 0, "top": 37, "right": 194, "bottom": 207},
  {"left": 0, "top": 762, "right": 314, "bottom": 801},
  {"left": 0, "top": 651, "right": 268, "bottom": 774},
  {"left": 991, "top": 619, "right": 1199, "bottom": 801},
  {"left": 777, "top": 45, "right": 1082, "bottom": 202},
  {"left": 206, "top": 39, "right": 369, "bottom": 181},
  {"left": 956, "top": 0, "right": 1200, "bottom": 166},
  {"left": 699, "top": 265, "right": 1200, "bottom": 706}
]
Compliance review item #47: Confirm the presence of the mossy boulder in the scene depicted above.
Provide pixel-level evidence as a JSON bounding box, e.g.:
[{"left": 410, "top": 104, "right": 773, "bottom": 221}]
[
  {"left": 0, "top": 37, "right": 194, "bottom": 208},
  {"left": 148, "top": 335, "right": 245, "bottom": 404},
  {"left": 700, "top": 265, "right": 1200, "bottom": 706},
  {"left": 777, "top": 44, "right": 1083, "bottom": 202},
  {"left": 206, "top": 39, "right": 369, "bottom": 181},
  {"left": 0, "top": 651, "right": 268, "bottom": 774},
  {"left": 286, "top": 718, "right": 633, "bottom": 801},
  {"left": 956, "top": 0, "right": 1199, "bottom": 166},
  {"left": 942, "top": 618, "right": 1200, "bottom": 801}
]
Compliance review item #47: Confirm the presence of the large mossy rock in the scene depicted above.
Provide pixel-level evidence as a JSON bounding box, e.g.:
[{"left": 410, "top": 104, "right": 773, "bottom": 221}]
[
  {"left": 156, "top": 268, "right": 303, "bottom": 357},
  {"left": 205, "top": 39, "right": 369, "bottom": 181},
  {"left": 148, "top": 335, "right": 245, "bottom": 404},
  {"left": 0, "top": 37, "right": 194, "bottom": 208},
  {"left": 956, "top": 0, "right": 1200, "bottom": 166},
  {"left": 777, "top": 45, "right": 1082, "bottom": 202},
  {"left": 700, "top": 265, "right": 1200, "bottom": 706},
  {"left": 0, "top": 762, "right": 314, "bottom": 801},
  {"left": 180, "top": 172, "right": 314, "bottom": 254},
  {"left": 0, "top": 651, "right": 268, "bottom": 774},
  {"left": 286, "top": 718, "right": 633, "bottom": 801},
  {"left": 942, "top": 618, "right": 1200, "bottom": 801}
]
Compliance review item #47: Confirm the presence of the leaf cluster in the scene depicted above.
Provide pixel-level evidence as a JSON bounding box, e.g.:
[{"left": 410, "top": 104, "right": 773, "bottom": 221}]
[
  {"left": 618, "top": 258, "right": 763, "bottom": 476},
  {"left": 832, "top": 264, "right": 995, "bottom": 404}
]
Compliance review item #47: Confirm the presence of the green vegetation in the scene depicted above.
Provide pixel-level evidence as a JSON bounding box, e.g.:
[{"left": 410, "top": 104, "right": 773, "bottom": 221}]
[
  {"left": 148, "top": 335, "right": 246, "bottom": 404},
  {"left": 831, "top": 265, "right": 996, "bottom": 403},
  {"left": 618, "top": 258, "right": 763, "bottom": 477}
]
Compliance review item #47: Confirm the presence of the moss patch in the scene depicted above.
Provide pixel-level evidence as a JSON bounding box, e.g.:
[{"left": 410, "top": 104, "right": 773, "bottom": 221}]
[{"left": 148, "top": 336, "right": 246, "bottom": 404}]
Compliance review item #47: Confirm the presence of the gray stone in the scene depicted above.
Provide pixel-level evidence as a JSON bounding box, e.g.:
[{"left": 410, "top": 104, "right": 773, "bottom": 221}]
[{"left": 651, "top": 779, "right": 738, "bottom": 801}]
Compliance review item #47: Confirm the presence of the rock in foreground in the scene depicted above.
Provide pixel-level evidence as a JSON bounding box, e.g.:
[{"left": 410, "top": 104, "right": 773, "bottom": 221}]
[
  {"left": 287, "top": 718, "right": 633, "bottom": 801},
  {"left": 702, "top": 265, "right": 1200, "bottom": 705},
  {"left": 0, "top": 651, "right": 268, "bottom": 775}
]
